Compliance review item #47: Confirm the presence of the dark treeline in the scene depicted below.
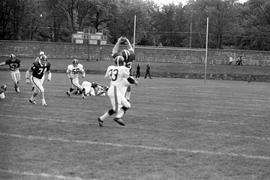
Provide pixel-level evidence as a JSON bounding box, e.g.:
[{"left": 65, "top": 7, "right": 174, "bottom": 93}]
[{"left": 1, "top": 0, "right": 270, "bottom": 50}]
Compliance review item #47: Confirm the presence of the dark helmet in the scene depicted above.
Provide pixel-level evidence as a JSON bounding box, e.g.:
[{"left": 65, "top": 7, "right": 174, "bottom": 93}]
[
  {"left": 121, "top": 49, "right": 130, "bottom": 61},
  {"left": 114, "top": 56, "right": 124, "bottom": 66}
]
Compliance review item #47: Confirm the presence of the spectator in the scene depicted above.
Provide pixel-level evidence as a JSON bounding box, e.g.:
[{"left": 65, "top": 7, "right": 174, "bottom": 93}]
[
  {"left": 144, "top": 63, "right": 152, "bottom": 79},
  {"left": 228, "top": 56, "right": 234, "bottom": 65},
  {"left": 136, "top": 64, "right": 140, "bottom": 78},
  {"left": 236, "top": 56, "right": 243, "bottom": 66}
]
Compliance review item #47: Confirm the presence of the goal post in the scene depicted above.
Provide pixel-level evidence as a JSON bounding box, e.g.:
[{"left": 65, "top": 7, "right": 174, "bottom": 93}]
[
  {"left": 204, "top": 17, "right": 209, "bottom": 84},
  {"left": 133, "top": 15, "right": 136, "bottom": 51}
]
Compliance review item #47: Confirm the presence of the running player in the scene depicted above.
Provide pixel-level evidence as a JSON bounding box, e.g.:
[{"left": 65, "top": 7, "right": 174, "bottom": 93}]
[
  {"left": 25, "top": 54, "right": 52, "bottom": 106},
  {"left": 31, "top": 51, "right": 46, "bottom": 91},
  {"left": 0, "top": 54, "right": 21, "bottom": 92},
  {"left": 66, "top": 59, "right": 85, "bottom": 96},
  {"left": 97, "top": 56, "right": 138, "bottom": 127},
  {"left": 112, "top": 36, "right": 135, "bottom": 101}
]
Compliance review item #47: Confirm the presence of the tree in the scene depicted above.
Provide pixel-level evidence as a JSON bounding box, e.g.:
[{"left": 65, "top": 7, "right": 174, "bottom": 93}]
[{"left": 239, "top": 0, "right": 270, "bottom": 50}]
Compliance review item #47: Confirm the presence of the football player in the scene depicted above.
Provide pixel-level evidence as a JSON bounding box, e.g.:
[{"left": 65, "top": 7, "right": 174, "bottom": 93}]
[
  {"left": 112, "top": 36, "right": 135, "bottom": 101},
  {"left": 31, "top": 51, "right": 46, "bottom": 91},
  {"left": 25, "top": 54, "right": 52, "bottom": 106},
  {"left": 35, "top": 51, "right": 45, "bottom": 62},
  {"left": 66, "top": 59, "right": 85, "bottom": 96},
  {"left": 0, "top": 84, "right": 7, "bottom": 99},
  {"left": 92, "top": 82, "right": 108, "bottom": 96},
  {"left": 81, "top": 81, "right": 108, "bottom": 98},
  {"left": 97, "top": 56, "right": 138, "bottom": 127},
  {"left": 81, "top": 81, "right": 96, "bottom": 98},
  {"left": 0, "top": 54, "right": 21, "bottom": 93}
]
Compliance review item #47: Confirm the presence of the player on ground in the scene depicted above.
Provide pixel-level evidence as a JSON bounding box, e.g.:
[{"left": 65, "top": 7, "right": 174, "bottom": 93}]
[
  {"left": 0, "top": 84, "right": 7, "bottom": 99},
  {"left": 81, "top": 81, "right": 96, "bottom": 98},
  {"left": 25, "top": 54, "right": 52, "bottom": 106},
  {"left": 0, "top": 54, "right": 21, "bottom": 93},
  {"left": 97, "top": 56, "right": 138, "bottom": 127},
  {"left": 81, "top": 81, "right": 108, "bottom": 98},
  {"left": 112, "top": 36, "right": 135, "bottom": 101},
  {"left": 66, "top": 59, "right": 85, "bottom": 96},
  {"left": 92, "top": 82, "right": 108, "bottom": 96}
]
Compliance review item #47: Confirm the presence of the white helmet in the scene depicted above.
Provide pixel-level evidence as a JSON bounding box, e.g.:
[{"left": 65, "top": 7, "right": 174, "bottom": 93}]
[
  {"left": 40, "top": 51, "right": 45, "bottom": 55},
  {"left": 40, "top": 55, "right": 47, "bottom": 65},
  {"left": 72, "top": 59, "right": 79, "bottom": 66},
  {"left": 10, "top": 54, "right": 16, "bottom": 59}
]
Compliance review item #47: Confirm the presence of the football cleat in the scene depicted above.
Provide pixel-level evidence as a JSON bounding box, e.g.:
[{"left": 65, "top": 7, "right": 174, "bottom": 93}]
[
  {"left": 15, "top": 87, "right": 20, "bottom": 93},
  {"left": 97, "top": 117, "right": 103, "bottom": 127},
  {"left": 66, "top": 91, "right": 71, "bottom": 96},
  {"left": 114, "top": 118, "right": 125, "bottom": 126},
  {"left": 42, "top": 99, "right": 47, "bottom": 106},
  {"left": 29, "top": 99, "right": 36, "bottom": 104}
]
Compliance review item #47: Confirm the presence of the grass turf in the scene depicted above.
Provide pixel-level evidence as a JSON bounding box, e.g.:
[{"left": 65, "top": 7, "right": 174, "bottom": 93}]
[
  {"left": 0, "top": 71, "right": 270, "bottom": 179},
  {"left": 1, "top": 57, "right": 270, "bottom": 81}
]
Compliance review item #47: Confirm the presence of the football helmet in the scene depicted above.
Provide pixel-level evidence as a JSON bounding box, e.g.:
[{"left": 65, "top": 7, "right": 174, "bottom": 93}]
[
  {"left": 114, "top": 56, "right": 124, "bottom": 66},
  {"left": 121, "top": 49, "right": 130, "bottom": 61},
  {"left": 39, "top": 51, "right": 45, "bottom": 56},
  {"left": 1, "top": 84, "right": 7, "bottom": 91},
  {"left": 72, "top": 59, "right": 79, "bottom": 67},
  {"left": 10, "top": 54, "right": 16, "bottom": 59},
  {"left": 40, "top": 55, "right": 47, "bottom": 65},
  {"left": 91, "top": 82, "right": 98, "bottom": 88}
]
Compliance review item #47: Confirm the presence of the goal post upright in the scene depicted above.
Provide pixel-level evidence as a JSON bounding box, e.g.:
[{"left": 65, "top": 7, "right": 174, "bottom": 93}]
[
  {"left": 204, "top": 17, "right": 209, "bottom": 84},
  {"left": 133, "top": 15, "right": 136, "bottom": 51}
]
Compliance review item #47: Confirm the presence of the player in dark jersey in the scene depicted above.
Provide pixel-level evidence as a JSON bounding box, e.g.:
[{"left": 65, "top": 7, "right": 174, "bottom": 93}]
[
  {"left": 0, "top": 54, "right": 21, "bottom": 92},
  {"left": 31, "top": 51, "right": 46, "bottom": 91},
  {"left": 25, "top": 55, "right": 52, "bottom": 106},
  {"left": 111, "top": 36, "right": 135, "bottom": 101}
]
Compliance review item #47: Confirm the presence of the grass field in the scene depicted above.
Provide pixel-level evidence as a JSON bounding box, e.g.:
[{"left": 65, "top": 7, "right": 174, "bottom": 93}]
[{"left": 0, "top": 71, "right": 270, "bottom": 180}]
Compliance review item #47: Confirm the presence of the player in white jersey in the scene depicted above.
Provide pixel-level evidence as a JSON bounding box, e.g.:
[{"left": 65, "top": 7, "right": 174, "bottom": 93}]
[
  {"left": 81, "top": 81, "right": 108, "bottom": 98},
  {"left": 0, "top": 84, "right": 7, "bottom": 99},
  {"left": 66, "top": 59, "right": 85, "bottom": 96},
  {"left": 97, "top": 56, "right": 138, "bottom": 127},
  {"left": 112, "top": 37, "right": 135, "bottom": 101},
  {"left": 81, "top": 81, "right": 96, "bottom": 98}
]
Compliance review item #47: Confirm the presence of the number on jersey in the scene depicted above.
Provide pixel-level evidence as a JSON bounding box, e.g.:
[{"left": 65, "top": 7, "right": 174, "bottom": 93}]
[{"left": 109, "top": 69, "right": 118, "bottom": 81}]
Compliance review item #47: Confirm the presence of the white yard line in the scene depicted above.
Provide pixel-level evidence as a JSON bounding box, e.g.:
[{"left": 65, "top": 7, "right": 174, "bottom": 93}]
[
  {"left": 1, "top": 132, "right": 270, "bottom": 161},
  {"left": 1, "top": 114, "right": 270, "bottom": 141},
  {"left": 0, "top": 169, "right": 87, "bottom": 180}
]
